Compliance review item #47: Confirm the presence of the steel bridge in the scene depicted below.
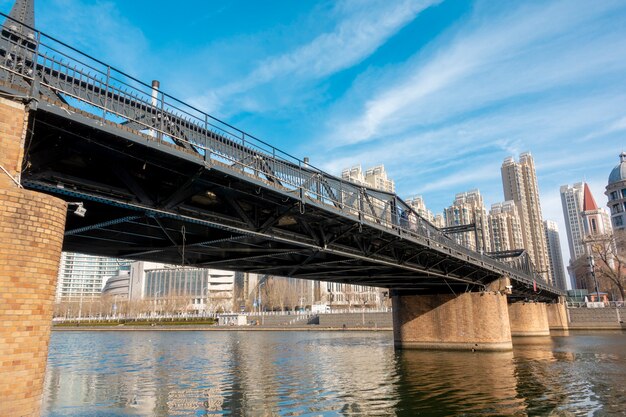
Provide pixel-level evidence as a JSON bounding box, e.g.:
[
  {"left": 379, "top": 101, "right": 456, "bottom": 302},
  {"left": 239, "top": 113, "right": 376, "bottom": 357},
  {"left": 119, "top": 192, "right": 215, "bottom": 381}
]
[{"left": 0, "top": 9, "right": 563, "bottom": 302}]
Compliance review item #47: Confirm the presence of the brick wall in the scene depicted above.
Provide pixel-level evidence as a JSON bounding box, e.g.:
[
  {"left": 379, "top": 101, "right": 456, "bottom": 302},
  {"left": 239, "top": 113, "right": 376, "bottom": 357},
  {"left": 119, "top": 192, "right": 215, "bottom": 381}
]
[
  {"left": 508, "top": 302, "right": 550, "bottom": 336},
  {"left": 0, "top": 97, "right": 28, "bottom": 188},
  {"left": 0, "top": 98, "right": 67, "bottom": 416},
  {"left": 392, "top": 292, "right": 512, "bottom": 351}
]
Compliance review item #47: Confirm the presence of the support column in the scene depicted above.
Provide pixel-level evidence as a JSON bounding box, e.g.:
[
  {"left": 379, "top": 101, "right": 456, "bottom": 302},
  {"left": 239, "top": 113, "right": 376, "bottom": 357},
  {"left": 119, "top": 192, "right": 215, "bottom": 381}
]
[
  {"left": 508, "top": 302, "right": 550, "bottom": 336},
  {"left": 392, "top": 290, "right": 512, "bottom": 351},
  {"left": 0, "top": 97, "right": 67, "bottom": 417},
  {"left": 546, "top": 297, "right": 569, "bottom": 331}
]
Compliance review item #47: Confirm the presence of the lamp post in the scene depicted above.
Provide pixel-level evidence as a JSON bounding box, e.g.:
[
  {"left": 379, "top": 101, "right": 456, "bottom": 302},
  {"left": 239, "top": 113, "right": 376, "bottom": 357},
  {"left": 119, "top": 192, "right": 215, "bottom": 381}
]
[{"left": 588, "top": 255, "right": 600, "bottom": 303}]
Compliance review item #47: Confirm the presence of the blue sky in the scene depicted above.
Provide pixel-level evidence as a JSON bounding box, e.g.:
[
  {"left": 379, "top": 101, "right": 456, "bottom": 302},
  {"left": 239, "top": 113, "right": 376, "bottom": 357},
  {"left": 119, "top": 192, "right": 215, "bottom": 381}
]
[{"left": 2, "top": 0, "right": 625, "bottom": 271}]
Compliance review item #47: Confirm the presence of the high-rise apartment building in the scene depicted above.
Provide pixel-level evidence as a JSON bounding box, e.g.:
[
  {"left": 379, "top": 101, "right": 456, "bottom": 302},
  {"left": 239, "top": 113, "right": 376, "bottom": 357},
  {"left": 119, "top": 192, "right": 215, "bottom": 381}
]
[
  {"left": 443, "top": 189, "right": 491, "bottom": 252},
  {"left": 501, "top": 153, "right": 551, "bottom": 283},
  {"left": 487, "top": 201, "right": 524, "bottom": 253},
  {"left": 341, "top": 164, "right": 395, "bottom": 193},
  {"left": 544, "top": 220, "right": 567, "bottom": 291},
  {"left": 56, "top": 252, "right": 129, "bottom": 302},
  {"left": 560, "top": 182, "right": 586, "bottom": 263},
  {"left": 405, "top": 195, "right": 435, "bottom": 223}
]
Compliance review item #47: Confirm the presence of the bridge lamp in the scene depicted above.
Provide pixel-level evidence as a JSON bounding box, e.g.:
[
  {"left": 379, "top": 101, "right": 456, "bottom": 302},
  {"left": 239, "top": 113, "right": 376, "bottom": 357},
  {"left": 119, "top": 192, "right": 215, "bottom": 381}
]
[{"left": 68, "top": 202, "right": 87, "bottom": 217}]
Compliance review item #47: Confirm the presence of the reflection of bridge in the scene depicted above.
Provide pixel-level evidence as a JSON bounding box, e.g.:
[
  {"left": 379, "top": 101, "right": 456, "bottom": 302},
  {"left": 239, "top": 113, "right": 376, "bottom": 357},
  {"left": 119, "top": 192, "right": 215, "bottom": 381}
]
[{"left": 0, "top": 2, "right": 567, "bottom": 415}]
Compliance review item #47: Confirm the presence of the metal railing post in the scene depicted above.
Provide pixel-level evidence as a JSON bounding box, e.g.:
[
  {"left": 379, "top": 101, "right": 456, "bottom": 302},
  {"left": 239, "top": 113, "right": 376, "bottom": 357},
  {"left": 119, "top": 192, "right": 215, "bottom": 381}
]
[
  {"left": 101, "top": 65, "right": 111, "bottom": 123},
  {"left": 28, "top": 31, "right": 42, "bottom": 104}
]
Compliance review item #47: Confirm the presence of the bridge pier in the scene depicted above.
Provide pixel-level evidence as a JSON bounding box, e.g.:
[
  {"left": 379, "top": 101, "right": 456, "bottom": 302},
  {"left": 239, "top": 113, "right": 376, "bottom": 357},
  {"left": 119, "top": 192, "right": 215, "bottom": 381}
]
[
  {"left": 508, "top": 301, "right": 550, "bottom": 337},
  {"left": 546, "top": 297, "right": 569, "bottom": 331},
  {"left": 392, "top": 288, "right": 512, "bottom": 352},
  {"left": 0, "top": 97, "right": 67, "bottom": 416}
]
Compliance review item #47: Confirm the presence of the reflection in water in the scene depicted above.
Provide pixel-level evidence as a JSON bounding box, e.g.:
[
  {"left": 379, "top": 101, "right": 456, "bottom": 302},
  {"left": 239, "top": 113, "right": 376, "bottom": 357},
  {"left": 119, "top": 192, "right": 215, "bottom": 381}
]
[
  {"left": 395, "top": 350, "right": 524, "bottom": 416},
  {"left": 43, "top": 331, "right": 626, "bottom": 416}
]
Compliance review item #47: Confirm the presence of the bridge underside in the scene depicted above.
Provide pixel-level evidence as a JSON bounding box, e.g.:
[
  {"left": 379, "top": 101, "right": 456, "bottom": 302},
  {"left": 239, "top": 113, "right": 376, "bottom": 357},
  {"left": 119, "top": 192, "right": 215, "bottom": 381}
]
[{"left": 18, "top": 105, "right": 543, "bottom": 300}]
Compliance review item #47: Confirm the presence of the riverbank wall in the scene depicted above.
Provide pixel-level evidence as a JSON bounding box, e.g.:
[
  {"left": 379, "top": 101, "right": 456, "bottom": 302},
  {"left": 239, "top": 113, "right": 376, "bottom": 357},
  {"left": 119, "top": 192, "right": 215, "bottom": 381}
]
[
  {"left": 567, "top": 307, "right": 626, "bottom": 330},
  {"left": 52, "top": 308, "right": 626, "bottom": 332}
]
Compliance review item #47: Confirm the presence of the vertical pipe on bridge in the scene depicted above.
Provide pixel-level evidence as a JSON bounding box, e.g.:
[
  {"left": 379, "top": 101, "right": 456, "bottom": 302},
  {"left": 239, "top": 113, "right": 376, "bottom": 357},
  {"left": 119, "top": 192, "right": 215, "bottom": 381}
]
[{"left": 0, "top": 97, "right": 67, "bottom": 416}]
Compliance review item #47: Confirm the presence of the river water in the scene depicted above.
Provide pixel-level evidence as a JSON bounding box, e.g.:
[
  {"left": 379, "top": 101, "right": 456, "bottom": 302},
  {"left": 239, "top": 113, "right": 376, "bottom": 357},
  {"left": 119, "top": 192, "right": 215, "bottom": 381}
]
[{"left": 42, "top": 330, "right": 626, "bottom": 416}]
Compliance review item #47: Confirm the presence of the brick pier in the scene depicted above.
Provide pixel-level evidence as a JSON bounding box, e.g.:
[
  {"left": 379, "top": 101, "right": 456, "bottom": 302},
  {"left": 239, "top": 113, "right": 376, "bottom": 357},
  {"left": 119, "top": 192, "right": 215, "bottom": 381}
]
[{"left": 0, "top": 97, "right": 66, "bottom": 417}]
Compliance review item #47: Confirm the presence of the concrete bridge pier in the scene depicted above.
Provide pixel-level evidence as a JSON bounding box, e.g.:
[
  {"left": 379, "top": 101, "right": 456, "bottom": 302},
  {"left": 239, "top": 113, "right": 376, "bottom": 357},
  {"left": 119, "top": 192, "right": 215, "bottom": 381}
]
[
  {"left": 508, "top": 301, "right": 550, "bottom": 337},
  {"left": 392, "top": 281, "right": 513, "bottom": 351},
  {"left": 0, "top": 97, "right": 67, "bottom": 416}
]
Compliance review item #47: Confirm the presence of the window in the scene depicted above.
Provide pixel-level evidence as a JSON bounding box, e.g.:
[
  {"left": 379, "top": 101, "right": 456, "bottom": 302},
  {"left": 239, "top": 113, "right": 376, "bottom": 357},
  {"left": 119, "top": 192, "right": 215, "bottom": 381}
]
[
  {"left": 622, "top": 189, "right": 626, "bottom": 198},
  {"left": 614, "top": 215, "right": 624, "bottom": 227},
  {"left": 610, "top": 191, "right": 619, "bottom": 201}
]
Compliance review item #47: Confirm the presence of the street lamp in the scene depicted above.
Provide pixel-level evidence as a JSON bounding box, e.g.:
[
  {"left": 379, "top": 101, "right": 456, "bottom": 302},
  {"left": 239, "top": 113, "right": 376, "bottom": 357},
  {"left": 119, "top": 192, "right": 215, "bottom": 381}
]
[{"left": 588, "top": 255, "right": 601, "bottom": 303}]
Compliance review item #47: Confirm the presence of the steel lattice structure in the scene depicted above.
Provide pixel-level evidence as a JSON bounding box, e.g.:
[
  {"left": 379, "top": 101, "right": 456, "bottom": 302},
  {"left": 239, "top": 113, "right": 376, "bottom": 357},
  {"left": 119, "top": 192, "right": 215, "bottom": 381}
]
[{"left": 0, "top": 10, "right": 563, "bottom": 301}]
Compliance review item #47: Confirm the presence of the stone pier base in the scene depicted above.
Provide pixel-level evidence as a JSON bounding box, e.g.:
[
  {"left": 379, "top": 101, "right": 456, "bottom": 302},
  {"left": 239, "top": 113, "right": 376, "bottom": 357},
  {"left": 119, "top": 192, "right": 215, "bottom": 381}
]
[
  {"left": 508, "top": 302, "right": 550, "bottom": 337},
  {"left": 392, "top": 291, "right": 512, "bottom": 351}
]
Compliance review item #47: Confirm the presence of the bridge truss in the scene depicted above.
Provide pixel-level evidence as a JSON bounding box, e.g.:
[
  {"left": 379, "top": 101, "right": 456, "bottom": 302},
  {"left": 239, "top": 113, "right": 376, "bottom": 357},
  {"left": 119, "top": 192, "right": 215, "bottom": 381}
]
[{"left": 0, "top": 11, "right": 563, "bottom": 301}]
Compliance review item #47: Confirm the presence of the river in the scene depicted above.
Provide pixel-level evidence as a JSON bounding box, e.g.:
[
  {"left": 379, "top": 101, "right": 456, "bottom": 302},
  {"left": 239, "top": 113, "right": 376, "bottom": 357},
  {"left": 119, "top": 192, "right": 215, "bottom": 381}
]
[{"left": 42, "top": 330, "right": 626, "bottom": 416}]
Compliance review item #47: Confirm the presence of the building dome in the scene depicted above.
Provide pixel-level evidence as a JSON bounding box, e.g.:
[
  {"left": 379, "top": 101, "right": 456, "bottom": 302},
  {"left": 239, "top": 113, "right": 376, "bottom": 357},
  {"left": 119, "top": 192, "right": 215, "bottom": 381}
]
[{"left": 608, "top": 152, "right": 626, "bottom": 184}]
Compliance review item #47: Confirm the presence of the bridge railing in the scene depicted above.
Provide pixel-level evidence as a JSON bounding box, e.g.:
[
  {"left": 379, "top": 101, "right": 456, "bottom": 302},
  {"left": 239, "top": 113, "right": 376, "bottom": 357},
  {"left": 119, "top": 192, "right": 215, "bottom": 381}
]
[{"left": 0, "top": 14, "right": 558, "bottom": 294}]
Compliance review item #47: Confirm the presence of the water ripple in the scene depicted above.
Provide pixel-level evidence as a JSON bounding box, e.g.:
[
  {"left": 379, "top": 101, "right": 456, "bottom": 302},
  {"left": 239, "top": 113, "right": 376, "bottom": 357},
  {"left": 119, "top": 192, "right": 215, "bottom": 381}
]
[{"left": 43, "top": 331, "right": 626, "bottom": 416}]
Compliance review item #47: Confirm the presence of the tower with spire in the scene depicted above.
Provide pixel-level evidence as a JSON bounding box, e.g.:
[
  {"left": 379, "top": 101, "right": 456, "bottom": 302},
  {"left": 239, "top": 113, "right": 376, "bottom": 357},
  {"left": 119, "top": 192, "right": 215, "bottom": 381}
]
[{"left": 581, "top": 183, "right": 611, "bottom": 238}]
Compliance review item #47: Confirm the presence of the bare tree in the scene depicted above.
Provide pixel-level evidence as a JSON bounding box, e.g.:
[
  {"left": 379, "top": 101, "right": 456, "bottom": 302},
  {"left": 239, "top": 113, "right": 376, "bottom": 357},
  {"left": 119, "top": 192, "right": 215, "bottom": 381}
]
[
  {"left": 261, "top": 277, "right": 300, "bottom": 311},
  {"left": 587, "top": 232, "right": 625, "bottom": 301}
]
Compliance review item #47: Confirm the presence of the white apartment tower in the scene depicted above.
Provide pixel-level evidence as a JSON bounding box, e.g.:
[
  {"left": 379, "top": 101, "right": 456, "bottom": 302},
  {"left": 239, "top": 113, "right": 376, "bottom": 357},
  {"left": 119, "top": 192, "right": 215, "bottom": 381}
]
[
  {"left": 56, "top": 252, "right": 129, "bottom": 302},
  {"left": 488, "top": 201, "right": 524, "bottom": 253},
  {"left": 544, "top": 220, "right": 568, "bottom": 291},
  {"left": 443, "top": 189, "right": 491, "bottom": 252},
  {"left": 501, "top": 153, "right": 551, "bottom": 284},
  {"left": 560, "top": 182, "right": 587, "bottom": 263},
  {"left": 405, "top": 195, "right": 435, "bottom": 223},
  {"left": 341, "top": 164, "right": 395, "bottom": 193}
]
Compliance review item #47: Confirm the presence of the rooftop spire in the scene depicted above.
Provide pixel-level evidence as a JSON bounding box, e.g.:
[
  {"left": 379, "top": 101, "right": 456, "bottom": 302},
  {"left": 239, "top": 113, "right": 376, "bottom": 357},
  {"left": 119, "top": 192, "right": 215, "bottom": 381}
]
[{"left": 582, "top": 182, "right": 598, "bottom": 212}]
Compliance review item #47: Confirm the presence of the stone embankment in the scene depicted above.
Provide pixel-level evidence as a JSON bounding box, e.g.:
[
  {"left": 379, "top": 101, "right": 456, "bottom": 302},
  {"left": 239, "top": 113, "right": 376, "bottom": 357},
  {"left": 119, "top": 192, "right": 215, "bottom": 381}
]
[{"left": 567, "top": 307, "right": 626, "bottom": 330}]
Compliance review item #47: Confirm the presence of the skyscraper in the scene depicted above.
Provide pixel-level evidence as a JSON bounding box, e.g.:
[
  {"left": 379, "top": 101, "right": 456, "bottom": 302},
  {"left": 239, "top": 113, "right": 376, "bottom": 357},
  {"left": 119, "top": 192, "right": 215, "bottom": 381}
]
[
  {"left": 488, "top": 201, "right": 524, "bottom": 253},
  {"left": 544, "top": 220, "right": 567, "bottom": 291},
  {"left": 501, "top": 153, "right": 551, "bottom": 284},
  {"left": 560, "top": 182, "right": 586, "bottom": 263}
]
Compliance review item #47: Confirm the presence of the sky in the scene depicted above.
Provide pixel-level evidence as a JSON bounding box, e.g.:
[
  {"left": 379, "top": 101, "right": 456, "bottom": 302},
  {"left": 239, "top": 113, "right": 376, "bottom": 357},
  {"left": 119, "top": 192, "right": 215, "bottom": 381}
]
[{"left": 2, "top": 0, "right": 625, "bottom": 282}]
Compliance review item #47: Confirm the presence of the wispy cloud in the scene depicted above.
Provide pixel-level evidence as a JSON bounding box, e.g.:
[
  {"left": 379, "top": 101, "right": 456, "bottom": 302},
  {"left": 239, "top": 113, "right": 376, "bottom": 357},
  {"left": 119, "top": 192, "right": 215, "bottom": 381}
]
[
  {"left": 189, "top": 0, "right": 441, "bottom": 114},
  {"left": 325, "top": 0, "right": 626, "bottom": 145}
]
